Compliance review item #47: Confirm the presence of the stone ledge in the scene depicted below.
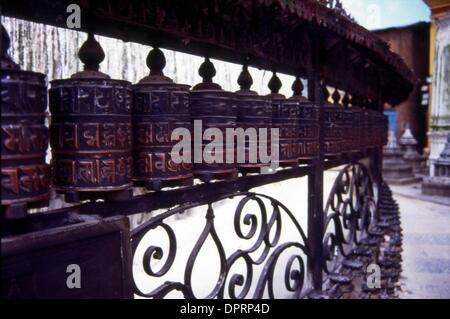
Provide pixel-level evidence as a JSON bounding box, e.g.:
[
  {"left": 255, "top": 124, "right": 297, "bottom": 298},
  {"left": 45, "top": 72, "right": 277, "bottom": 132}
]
[
  {"left": 390, "top": 182, "right": 450, "bottom": 206},
  {"left": 384, "top": 176, "right": 422, "bottom": 185},
  {"left": 422, "top": 177, "right": 450, "bottom": 198}
]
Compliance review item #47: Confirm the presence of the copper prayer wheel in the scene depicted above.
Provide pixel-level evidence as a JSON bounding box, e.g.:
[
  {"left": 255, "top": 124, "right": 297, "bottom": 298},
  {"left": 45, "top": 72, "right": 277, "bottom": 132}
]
[
  {"left": 190, "top": 58, "right": 237, "bottom": 182},
  {"left": 49, "top": 34, "right": 133, "bottom": 202},
  {"left": 382, "top": 113, "right": 389, "bottom": 146},
  {"left": 368, "top": 109, "right": 378, "bottom": 148},
  {"left": 235, "top": 65, "right": 272, "bottom": 173},
  {"left": 323, "top": 87, "right": 343, "bottom": 158},
  {"left": 350, "top": 105, "right": 363, "bottom": 153},
  {"left": 365, "top": 108, "right": 373, "bottom": 148},
  {"left": 266, "top": 72, "right": 299, "bottom": 167},
  {"left": 361, "top": 108, "right": 370, "bottom": 152},
  {"left": 376, "top": 106, "right": 384, "bottom": 148},
  {"left": 290, "top": 77, "right": 319, "bottom": 162},
  {"left": 132, "top": 48, "right": 192, "bottom": 190},
  {"left": 376, "top": 111, "right": 387, "bottom": 147},
  {"left": 352, "top": 96, "right": 366, "bottom": 152},
  {"left": 1, "top": 25, "right": 50, "bottom": 218}
]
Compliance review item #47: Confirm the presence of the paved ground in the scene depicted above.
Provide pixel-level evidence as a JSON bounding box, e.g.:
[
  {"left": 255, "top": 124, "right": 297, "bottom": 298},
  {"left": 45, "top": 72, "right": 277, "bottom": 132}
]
[{"left": 392, "top": 188, "right": 450, "bottom": 299}]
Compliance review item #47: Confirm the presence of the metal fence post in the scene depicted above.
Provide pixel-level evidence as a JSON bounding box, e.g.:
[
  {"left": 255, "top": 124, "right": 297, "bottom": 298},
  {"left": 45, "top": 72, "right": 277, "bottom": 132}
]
[{"left": 307, "top": 33, "right": 325, "bottom": 291}]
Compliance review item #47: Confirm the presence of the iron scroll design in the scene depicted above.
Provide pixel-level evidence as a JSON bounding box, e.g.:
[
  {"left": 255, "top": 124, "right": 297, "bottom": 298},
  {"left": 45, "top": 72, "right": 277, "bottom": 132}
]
[
  {"left": 131, "top": 192, "right": 310, "bottom": 299},
  {"left": 322, "top": 162, "right": 377, "bottom": 274}
]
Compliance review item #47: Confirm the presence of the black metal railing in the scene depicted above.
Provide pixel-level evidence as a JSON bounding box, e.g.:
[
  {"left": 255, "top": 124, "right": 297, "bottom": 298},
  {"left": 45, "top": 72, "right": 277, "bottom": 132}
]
[
  {"left": 131, "top": 192, "right": 311, "bottom": 299},
  {"left": 128, "top": 160, "right": 390, "bottom": 299}
]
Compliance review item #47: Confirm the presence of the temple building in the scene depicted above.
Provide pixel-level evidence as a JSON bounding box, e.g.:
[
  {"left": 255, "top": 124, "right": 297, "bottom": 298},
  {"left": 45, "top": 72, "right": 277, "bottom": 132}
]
[
  {"left": 424, "top": 0, "right": 450, "bottom": 177},
  {"left": 375, "top": 22, "right": 430, "bottom": 152}
]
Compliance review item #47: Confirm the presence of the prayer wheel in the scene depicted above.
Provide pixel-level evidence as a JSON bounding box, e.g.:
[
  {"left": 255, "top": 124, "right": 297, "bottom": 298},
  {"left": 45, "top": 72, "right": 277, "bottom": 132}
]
[
  {"left": 368, "top": 109, "right": 378, "bottom": 149},
  {"left": 376, "top": 111, "right": 387, "bottom": 148},
  {"left": 382, "top": 113, "right": 389, "bottom": 146},
  {"left": 235, "top": 65, "right": 272, "bottom": 173},
  {"left": 351, "top": 105, "right": 363, "bottom": 153},
  {"left": 324, "top": 87, "right": 343, "bottom": 158},
  {"left": 352, "top": 96, "right": 366, "bottom": 153},
  {"left": 361, "top": 108, "right": 370, "bottom": 151},
  {"left": 290, "top": 77, "right": 319, "bottom": 162},
  {"left": 1, "top": 24, "right": 50, "bottom": 218},
  {"left": 267, "top": 72, "right": 299, "bottom": 167},
  {"left": 341, "top": 92, "right": 354, "bottom": 154},
  {"left": 132, "top": 48, "right": 192, "bottom": 190},
  {"left": 49, "top": 34, "right": 133, "bottom": 202},
  {"left": 190, "top": 58, "right": 238, "bottom": 181}
]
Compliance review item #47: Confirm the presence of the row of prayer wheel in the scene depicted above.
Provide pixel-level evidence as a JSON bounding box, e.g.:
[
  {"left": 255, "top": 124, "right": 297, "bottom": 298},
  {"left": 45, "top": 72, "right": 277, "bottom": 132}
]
[{"left": 1, "top": 28, "right": 387, "bottom": 214}]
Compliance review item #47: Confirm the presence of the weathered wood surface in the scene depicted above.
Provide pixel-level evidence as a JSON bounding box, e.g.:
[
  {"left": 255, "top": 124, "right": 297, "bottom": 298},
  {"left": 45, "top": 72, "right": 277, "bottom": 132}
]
[{"left": 1, "top": 215, "right": 132, "bottom": 299}]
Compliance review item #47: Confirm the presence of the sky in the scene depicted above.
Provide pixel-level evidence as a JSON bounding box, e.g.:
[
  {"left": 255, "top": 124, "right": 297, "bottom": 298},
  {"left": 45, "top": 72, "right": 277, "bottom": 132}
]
[{"left": 341, "top": 0, "right": 431, "bottom": 30}]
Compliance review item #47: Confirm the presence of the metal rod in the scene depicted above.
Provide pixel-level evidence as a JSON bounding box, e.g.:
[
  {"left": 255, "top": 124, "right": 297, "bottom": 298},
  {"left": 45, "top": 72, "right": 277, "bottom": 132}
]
[{"left": 307, "top": 32, "right": 325, "bottom": 291}]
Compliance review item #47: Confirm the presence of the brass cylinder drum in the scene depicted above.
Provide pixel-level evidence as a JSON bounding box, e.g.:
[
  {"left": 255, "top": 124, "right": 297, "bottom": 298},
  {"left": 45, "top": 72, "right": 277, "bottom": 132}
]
[
  {"left": 132, "top": 81, "right": 192, "bottom": 189},
  {"left": 361, "top": 109, "right": 370, "bottom": 150},
  {"left": 367, "top": 110, "right": 375, "bottom": 148},
  {"left": 235, "top": 91, "right": 272, "bottom": 172},
  {"left": 372, "top": 110, "right": 377, "bottom": 149},
  {"left": 291, "top": 97, "right": 319, "bottom": 161},
  {"left": 190, "top": 89, "right": 237, "bottom": 181},
  {"left": 49, "top": 78, "right": 133, "bottom": 193},
  {"left": 382, "top": 113, "right": 389, "bottom": 146},
  {"left": 270, "top": 95, "right": 299, "bottom": 167},
  {"left": 376, "top": 111, "right": 386, "bottom": 147},
  {"left": 1, "top": 69, "right": 50, "bottom": 208},
  {"left": 342, "top": 107, "right": 354, "bottom": 153},
  {"left": 324, "top": 103, "right": 343, "bottom": 158},
  {"left": 351, "top": 106, "right": 363, "bottom": 153},
  {"left": 375, "top": 112, "right": 381, "bottom": 147}
]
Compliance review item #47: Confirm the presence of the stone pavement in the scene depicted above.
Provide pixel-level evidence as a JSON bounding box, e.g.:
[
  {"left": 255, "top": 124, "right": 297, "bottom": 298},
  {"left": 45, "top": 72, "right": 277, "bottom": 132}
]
[{"left": 391, "top": 186, "right": 450, "bottom": 299}]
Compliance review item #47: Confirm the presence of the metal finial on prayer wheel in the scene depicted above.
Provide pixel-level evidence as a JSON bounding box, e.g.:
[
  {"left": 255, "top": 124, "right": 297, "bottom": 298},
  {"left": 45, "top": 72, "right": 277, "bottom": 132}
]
[
  {"left": 78, "top": 33, "right": 105, "bottom": 72},
  {"left": 147, "top": 47, "right": 166, "bottom": 76},
  {"left": 190, "top": 57, "right": 237, "bottom": 182},
  {"left": 267, "top": 72, "right": 299, "bottom": 167},
  {"left": 132, "top": 47, "right": 193, "bottom": 190},
  {"left": 49, "top": 33, "right": 133, "bottom": 203},
  {"left": 290, "top": 76, "right": 319, "bottom": 162},
  {"left": 291, "top": 76, "right": 304, "bottom": 97},
  {"left": 237, "top": 64, "right": 253, "bottom": 90},
  {"left": 332, "top": 88, "right": 341, "bottom": 105},
  {"left": 1, "top": 24, "right": 10, "bottom": 54},
  {"left": 323, "top": 84, "right": 330, "bottom": 101},
  {"left": 1, "top": 24, "right": 50, "bottom": 219},
  {"left": 199, "top": 57, "right": 216, "bottom": 82},
  {"left": 268, "top": 72, "right": 282, "bottom": 95},
  {"left": 194, "top": 57, "right": 221, "bottom": 90},
  {"left": 71, "top": 33, "right": 109, "bottom": 79},
  {"left": 235, "top": 65, "right": 272, "bottom": 173},
  {"left": 342, "top": 92, "right": 350, "bottom": 107},
  {"left": 1, "top": 24, "right": 19, "bottom": 70}
]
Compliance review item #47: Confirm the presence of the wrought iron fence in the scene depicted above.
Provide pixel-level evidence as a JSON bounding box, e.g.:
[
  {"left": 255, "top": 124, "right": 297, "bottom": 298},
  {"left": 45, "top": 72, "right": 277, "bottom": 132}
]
[{"left": 131, "top": 192, "right": 311, "bottom": 299}]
